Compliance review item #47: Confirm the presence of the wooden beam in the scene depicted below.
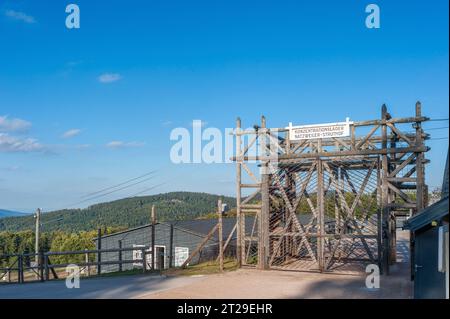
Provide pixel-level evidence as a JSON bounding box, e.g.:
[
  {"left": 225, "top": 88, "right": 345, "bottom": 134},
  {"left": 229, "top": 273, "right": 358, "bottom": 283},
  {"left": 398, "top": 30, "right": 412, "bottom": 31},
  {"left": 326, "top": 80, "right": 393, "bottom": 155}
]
[{"left": 181, "top": 224, "right": 219, "bottom": 268}]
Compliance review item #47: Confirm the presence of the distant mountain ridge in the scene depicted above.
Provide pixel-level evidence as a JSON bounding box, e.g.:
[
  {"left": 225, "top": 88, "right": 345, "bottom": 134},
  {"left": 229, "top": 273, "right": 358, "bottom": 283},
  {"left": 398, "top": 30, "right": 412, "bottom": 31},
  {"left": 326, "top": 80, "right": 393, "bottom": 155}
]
[
  {"left": 0, "top": 209, "right": 28, "bottom": 218},
  {"left": 0, "top": 192, "right": 236, "bottom": 233}
]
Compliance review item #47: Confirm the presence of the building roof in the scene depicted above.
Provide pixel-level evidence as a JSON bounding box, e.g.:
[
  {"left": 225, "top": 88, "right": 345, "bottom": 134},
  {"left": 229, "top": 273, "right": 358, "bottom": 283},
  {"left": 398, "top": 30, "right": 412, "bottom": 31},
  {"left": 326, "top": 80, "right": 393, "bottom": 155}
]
[
  {"left": 403, "top": 196, "right": 449, "bottom": 232},
  {"left": 96, "top": 213, "right": 322, "bottom": 242},
  {"left": 95, "top": 217, "right": 247, "bottom": 242}
]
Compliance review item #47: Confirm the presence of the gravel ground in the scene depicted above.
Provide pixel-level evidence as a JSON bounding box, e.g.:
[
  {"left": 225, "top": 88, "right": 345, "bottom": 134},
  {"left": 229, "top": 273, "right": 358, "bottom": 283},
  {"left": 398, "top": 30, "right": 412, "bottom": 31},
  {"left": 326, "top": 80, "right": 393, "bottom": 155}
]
[{"left": 142, "top": 231, "right": 412, "bottom": 299}]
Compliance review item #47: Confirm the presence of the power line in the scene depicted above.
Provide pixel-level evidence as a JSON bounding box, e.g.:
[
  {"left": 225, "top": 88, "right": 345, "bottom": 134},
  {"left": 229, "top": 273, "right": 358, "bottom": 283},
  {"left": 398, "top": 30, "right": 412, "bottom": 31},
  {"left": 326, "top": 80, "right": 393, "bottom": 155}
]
[
  {"left": 423, "top": 126, "right": 449, "bottom": 131},
  {"left": 80, "top": 170, "right": 157, "bottom": 198},
  {"left": 428, "top": 118, "right": 449, "bottom": 122},
  {"left": 67, "top": 175, "right": 158, "bottom": 208},
  {"left": 129, "top": 183, "right": 167, "bottom": 197},
  {"left": 428, "top": 137, "right": 449, "bottom": 140}
]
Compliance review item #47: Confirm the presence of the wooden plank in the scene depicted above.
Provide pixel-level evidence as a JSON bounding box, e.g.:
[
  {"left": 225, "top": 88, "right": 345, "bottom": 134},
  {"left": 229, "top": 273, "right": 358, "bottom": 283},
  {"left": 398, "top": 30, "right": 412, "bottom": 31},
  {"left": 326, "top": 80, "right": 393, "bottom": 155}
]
[
  {"left": 233, "top": 146, "right": 428, "bottom": 161},
  {"left": 387, "top": 182, "right": 415, "bottom": 204},
  {"left": 241, "top": 162, "right": 259, "bottom": 183},
  {"left": 388, "top": 153, "right": 416, "bottom": 178},
  {"left": 387, "top": 122, "right": 414, "bottom": 147},
  {"left": 236, "top": 117, "right": 243, "bottom": 266},
  {"left": 216, "top": 223, "right": 237, "bottom": 262},
  {"left": 241, "top": 189, "right": 260, "bottom": 205},
  {"left": 242, "top": 135, "right": 258, "bottom": 156},
  {"left": 387, "top": 177, "right": 416, "bottom": 183},
  {"left": 240, "top": 183, "right": 262, "bottom": 188},
  {"left": 356, "top": 125, "right": 380, "bottom": 149}
]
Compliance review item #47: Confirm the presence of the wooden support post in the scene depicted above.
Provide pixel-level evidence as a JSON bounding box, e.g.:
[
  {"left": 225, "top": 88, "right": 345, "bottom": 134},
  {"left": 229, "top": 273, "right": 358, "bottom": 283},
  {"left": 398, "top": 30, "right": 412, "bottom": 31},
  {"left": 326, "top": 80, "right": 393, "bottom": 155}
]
[
  {"left": 411, "top": 101, "right": 426, "bottom": 279},
  {"left": 218, "top": 199, "right": 224, "bottom": 272},
  {"left": 381, "top": 104, "right": 390, "bottom": 275},
  {"left": 169, "top": 224, "right": 174, "bottom": 268},
  {"left": 151, "top": 205, "right": 156, "bottom": 271},
  {"left": 389, "top": 126, "right": 398, "bottom": 264},
  {"left": 351, "top": 124, "right": 356, "bottom": 150},
  {"left": 258, "top": 115, "right": 270, "bottom": 270},
  {"left": 97, "top": 228, "right": 102, "bottom": 275},
  {"left": 376, "top": 157, "right": 383, "bottom": 273},
  {"left": 236, "top": 117, "right": 243, "bottom": 266},
  {"left": 317, "top": 158, "right": 325, "bottom": 272},
  {"left": 415, "top": 101, "right": 425, "bottom": 212},
  {"left": 118, "top": 240, "right": 123, "bottom": 272}
]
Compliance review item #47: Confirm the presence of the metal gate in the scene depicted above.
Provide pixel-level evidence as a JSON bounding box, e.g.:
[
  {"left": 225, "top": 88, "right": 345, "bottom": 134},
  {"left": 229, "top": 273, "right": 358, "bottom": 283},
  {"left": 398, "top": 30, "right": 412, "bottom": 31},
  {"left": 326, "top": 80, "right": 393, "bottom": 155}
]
[{"left": 233, "top": 103, "right": 429, "bottom": 274}]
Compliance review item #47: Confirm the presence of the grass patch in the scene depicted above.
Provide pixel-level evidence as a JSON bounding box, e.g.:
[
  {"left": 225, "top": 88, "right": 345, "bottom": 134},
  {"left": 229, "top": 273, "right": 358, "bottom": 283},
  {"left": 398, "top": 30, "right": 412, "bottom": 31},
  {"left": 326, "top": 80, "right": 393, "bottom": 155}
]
[{"left": 163, "top": 258, "right": 238, "bottom": 277}]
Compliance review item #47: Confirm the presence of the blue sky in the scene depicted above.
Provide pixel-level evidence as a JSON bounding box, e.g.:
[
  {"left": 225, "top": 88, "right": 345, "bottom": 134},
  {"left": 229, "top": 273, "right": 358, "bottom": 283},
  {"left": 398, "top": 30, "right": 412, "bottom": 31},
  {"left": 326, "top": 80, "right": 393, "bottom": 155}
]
[{"left": 0, "top": 0, "right": 448, "bottom": 212}]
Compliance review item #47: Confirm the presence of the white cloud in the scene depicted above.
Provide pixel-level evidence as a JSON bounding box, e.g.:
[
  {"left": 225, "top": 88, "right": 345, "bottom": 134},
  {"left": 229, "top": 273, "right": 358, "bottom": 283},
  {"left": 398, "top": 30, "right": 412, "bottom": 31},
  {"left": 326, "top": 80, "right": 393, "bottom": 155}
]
[
  {"left": 0, "top": 133, "right": 45, "bottom": 153},
  {"left": 106, "top": 141, "right": 145, "bottom": 149},
  {"left": 5, "top": 10, "right": 36, "bottom": 24},
  {"left": 62, "top": 128, "right": 81, "bottom": 139},
  {"left": 0, "top": 115, "right": 32, "bottom": 132},
  {"left": 98, "top": 73, "right": 122, "bottom": 83}
]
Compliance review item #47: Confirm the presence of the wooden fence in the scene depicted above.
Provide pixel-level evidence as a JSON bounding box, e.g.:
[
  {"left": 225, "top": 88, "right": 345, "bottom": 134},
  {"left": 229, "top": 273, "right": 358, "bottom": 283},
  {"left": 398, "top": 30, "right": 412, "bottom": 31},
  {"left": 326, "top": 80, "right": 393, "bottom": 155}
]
[{"left": 0, "top": 246, "right": 160, "bottom": 284}]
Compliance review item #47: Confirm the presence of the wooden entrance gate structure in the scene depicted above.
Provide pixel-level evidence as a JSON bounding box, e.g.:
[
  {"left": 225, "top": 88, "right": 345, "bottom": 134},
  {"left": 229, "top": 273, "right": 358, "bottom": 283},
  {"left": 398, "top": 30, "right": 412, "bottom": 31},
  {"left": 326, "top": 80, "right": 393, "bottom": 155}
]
[{"left": 232, "top": 102, "right": 429, "bottom": 274}]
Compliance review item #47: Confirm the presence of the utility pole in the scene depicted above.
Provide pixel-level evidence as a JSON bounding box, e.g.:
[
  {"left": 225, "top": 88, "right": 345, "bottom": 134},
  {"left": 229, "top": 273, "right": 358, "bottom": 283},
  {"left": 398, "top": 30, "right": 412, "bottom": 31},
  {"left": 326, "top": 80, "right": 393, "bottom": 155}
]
[
  {"left": 151, "top": 205, "right": 156, "bottom": 271},
  {"left": 34, "top": 209, "right": 41, "bottom": 260},
  {"left": 34, "top": 208, "right": 41, "bottom": 280}
]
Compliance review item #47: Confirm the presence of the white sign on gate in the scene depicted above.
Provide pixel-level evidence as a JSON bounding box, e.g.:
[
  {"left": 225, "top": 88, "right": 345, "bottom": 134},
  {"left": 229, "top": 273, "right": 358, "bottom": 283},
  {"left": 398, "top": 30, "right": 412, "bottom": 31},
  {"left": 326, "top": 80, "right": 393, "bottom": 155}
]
[{"left": 287, "top": 118, "right": 353, "bottom": 141}]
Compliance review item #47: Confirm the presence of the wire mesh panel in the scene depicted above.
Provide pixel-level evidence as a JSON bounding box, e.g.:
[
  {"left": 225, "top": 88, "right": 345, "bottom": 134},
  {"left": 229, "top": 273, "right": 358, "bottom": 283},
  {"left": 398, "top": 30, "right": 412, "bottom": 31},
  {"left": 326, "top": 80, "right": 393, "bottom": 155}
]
[
  {"left": 321, "top": 158, "right": 380, "bottom": 273},
  {"left": 267, "top": 157, "right": 380, "bottom": 273},
  {"left": 268, "top": 160, "right": 319, "bottom": 271}
]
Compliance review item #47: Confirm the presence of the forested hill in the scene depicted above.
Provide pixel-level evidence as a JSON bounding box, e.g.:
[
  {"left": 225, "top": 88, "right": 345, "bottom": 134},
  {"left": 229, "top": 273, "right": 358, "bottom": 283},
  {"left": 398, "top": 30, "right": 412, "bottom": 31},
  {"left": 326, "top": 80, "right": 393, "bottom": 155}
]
[
  {"left": 0, "top": 192, "right": 235, "bottom": 233},
  {"left": 0, "top": 209, "right": 28, "bottom": 218}
]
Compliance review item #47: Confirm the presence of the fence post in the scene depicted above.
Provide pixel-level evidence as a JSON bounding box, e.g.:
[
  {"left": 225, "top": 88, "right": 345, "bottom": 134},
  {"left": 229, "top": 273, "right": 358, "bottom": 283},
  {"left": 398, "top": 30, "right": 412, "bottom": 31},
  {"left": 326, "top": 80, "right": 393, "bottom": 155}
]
[
  {"left": 169, "top": 224, "right": 174, "bottom": 268},
  {"left": 97, "top": 228, "right": 102, "bottom": 275},
  {"left": 84, "top": 250, "right": 90, "bottom": 276},
  {"left": 39, "top": 251, "right": 44, "bottom": 282},
  {"left": 44, "top": 254, "right": 49, "bottom": 281},
  {"left": 218, "top": 199, "right": 224, "bottom": 272},
  {"left": 118, "top": 240, "right": 123, "bottom": 272},
  {"left": 18, "top": 255, "right": 23, "bottom": 283},
  {"left": 160, "top": 250, "right": 164, "bottom": 275},
  {"left": 142, "top": 248, "right": 147, "bottom": 273}
]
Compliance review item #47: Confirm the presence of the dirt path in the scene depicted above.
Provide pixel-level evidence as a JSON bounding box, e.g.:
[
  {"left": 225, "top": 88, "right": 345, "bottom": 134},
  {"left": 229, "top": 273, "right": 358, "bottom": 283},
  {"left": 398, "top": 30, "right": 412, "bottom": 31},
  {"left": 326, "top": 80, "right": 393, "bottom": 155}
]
[{"left": 142, "top": 231, "right": 412, "bottom": 299}]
